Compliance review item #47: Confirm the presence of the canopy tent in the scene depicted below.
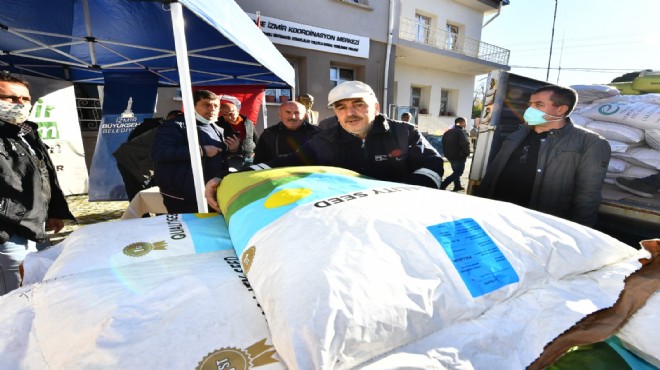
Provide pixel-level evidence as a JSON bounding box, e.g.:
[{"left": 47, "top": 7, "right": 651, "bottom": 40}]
[
  {"left": 0, "top": 0, "right": 295, "bottom": 212},
  {"left": 0, "top": 0, "right": 294, "bottom": 87}
]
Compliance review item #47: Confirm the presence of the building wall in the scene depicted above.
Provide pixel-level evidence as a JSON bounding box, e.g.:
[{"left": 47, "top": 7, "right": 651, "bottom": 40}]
[
  {"left": 236, "top": 0, "right": 396, "bottom": 127},
  {"left": 395, "top": 63, "right": 474, "bottom": 119},
  {"left": 399, "top": 0, "right": 485, "bottom": 40}
]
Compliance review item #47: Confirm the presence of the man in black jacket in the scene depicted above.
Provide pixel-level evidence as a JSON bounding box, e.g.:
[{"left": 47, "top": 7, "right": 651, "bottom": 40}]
[
  {"left": 0, "top": 71, "right": 74, "bottom": 295},
  {"left": 440, "top": 117, "right": 471, "bottom": 192},
  {"left": 151, "top": 90, "right": 227, "bottom": 213},
  {"left": 205, "top": 81, "right": 444, "bottom": 211},
  {"left": 253, "top": 101, "right": 319, "bottom": 163}
]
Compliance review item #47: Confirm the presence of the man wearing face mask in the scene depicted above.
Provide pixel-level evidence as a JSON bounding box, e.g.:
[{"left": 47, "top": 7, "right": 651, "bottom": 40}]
[
  {"left": 151, "top": 90, "right": 228, "bottom": 213},
  {"left": 475, "top": 85, "right": 610, "bottom": 227},
  {"left": 0, "top": 71, "right": 74, "bottom": 295}
]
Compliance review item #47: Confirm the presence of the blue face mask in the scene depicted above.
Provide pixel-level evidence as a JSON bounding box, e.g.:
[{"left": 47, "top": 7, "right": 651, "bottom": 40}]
[{"left": 523, "top": 107, "right": 563, "bottom": 126}]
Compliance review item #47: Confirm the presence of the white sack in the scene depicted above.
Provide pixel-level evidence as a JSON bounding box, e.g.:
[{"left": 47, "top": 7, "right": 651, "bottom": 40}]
[
  {"left": 595, "top": 93, "right": 660, "bottom": 105},
  {"left": 645, "top": 128, "right": 660, "bottom": 150},
  {"left": 608, "top": 140, "right": 637, "bottom": 154},
  {"left": 582, "top": 101, "right": 660, "bottom": 131},
  {"left": 218, "top": 167, "right": 645, "bottom": 370},
  {"left": 569, "top": 113, "right": 592, "bottom": 126},
  {"left": 585, "top": 120, "right": 646, "bottom": 143},
  {"left": 608, "top": 157, "right": 629, "bottom": 173},
  {"left": 618, "top": 291, "right": 660, "bottom": 368},
  {"left": 612, "top": 146, "right": 660, "bottom": 170},
  {"left": 606, "top": 164, "right": 659, "bottom": 180},
  {"left": 43, "top": 213, "right": 232, "bottom": 281},
  {"left": 0, "top": 251, "right": 284, "bottom": 370},
  {"left": 571, "top": 84, "right": 620, "bottom": 104}
]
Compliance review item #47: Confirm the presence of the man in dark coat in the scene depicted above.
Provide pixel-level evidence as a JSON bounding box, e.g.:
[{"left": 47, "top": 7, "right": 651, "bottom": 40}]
[
  {"left": 253, "top": 101, "right": 319, "bottom": 163},
  {"left": 0, "top": 71, "right": 74, "bottom": 295},
  {"left": 440, "top": 117, "right": 471, "bottom": 192},
  {"left": 205, "top": 81, "right": 444, "bottom": 211},
  {"left": 151, "top": 91, "right": 227, "bottom": 213}
]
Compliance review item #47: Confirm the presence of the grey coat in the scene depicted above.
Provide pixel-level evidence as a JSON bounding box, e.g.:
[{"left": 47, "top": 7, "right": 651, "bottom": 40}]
[{"left": 476, "top": 120, "right": 611, "bottom": 226}]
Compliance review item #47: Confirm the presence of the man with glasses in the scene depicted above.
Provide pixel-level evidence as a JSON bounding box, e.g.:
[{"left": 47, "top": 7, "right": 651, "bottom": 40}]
[
  {"left": 205, "top": 80, "right": 444, "bottom": 211},
  {"left": 0, "top": 71, "right": 74, "bottom": 295},
  {"left": 475, "top": 85, "right": 611, "bottom": 227},
  {"left": 216, "top": 97, "right": 258, "bottom": 171}
]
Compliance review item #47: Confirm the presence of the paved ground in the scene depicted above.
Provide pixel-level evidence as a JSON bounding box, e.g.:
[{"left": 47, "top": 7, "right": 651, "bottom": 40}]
[{"left": 51, "top": 195, "right": 128, "bottom": 245}]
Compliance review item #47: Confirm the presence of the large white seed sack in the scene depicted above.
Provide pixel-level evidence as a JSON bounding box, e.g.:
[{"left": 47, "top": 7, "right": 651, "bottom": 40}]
[{"left": 217, "top": 166, "right": 645, "bottom": 370}]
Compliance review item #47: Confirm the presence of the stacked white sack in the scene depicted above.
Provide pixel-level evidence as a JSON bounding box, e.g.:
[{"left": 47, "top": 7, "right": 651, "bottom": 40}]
[
  {"left": 219, "top": 168, "right": 649, "bottom": 370},
  {"left": 41, "top": 213, "right": 233, "bottom": 281},
  {"left": 570, "top": 86, "right": 660, "bottom": 181},
  {"left": 0, "top": 215, "right": 285, "bottom": 370}
]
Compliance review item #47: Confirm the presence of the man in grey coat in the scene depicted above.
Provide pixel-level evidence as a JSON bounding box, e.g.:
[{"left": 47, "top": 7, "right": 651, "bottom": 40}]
[{"left": 475, "top": 85, "right": 610, "bottom": 227}]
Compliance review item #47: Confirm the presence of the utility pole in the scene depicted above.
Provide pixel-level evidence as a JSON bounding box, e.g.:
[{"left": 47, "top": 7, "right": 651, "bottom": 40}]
[{"left": 546, "top": 0, "right": 558, "bottom": 82}]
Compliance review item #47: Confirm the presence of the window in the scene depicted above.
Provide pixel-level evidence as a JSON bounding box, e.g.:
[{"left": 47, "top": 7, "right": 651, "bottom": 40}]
[
  {"left": 265, "top": 59, "right": 296, "bottom": 104},
  {"left": 415, "top": 14, "right": 431, "bottom": 44},
  {"left": 410, "top": 87, "right": 422, "bottom": 108},
  {"left": 330, "top": 67, "right": 354, "bottom": 87},
  {"left": 440, "top": 90, "right": 449, "bottom": 115},
  {"left": 446, "top": 23, "right": 459, "bottom": 51}
]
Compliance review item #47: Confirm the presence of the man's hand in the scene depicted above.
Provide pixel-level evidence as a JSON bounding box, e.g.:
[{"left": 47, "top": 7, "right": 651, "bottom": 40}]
[
  {"left": 45, "top": 218, "right": 64, "bottom": 233},
  {"left": 225, "top": 136, "right": 240, "bottom": 152},
  {"left": 205, "top": 177, "right": 223, "bottom": 212},
  {"left": 203, "top": 145, "right": 223, "bottom": 157}
]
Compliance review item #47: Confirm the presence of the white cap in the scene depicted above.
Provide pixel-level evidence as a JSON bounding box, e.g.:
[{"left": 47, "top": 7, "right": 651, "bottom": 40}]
[
  {"left": 219, "top": 94, "right": 241, "bottom": 110},
  {"left": 327, "top": 81, "right": 376, "bottom": 107}
]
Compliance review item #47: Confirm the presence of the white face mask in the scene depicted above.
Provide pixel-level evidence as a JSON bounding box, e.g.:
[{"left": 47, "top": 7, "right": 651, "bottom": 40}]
[
  {"left": 195, "top": 111, "right": 217, "bottom": 124},
  {"left": 0, "top": 100, "right": 32, "bottom": 125}
]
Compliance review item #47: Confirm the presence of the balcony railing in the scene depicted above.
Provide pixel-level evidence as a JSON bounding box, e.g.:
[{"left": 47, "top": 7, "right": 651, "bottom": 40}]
[{"left": 399, "top": 18, "right": 510, "bottom": 66}]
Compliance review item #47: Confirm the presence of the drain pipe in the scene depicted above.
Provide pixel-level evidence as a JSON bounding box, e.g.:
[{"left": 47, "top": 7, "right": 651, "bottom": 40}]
[
  {"left": 383, "top": 0, "right": 395, "bottom": 110},
  {"left": 483, "top": 1, "right": 502, "bottom": 28}
]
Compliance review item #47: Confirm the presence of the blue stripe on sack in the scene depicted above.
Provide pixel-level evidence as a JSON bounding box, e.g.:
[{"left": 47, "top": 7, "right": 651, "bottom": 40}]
[
  {"left": 229, "top": 172, "right": 389, "bottom": 257},
  {"left": 181, "top": 213, "right": 234, "bottom": 254}
]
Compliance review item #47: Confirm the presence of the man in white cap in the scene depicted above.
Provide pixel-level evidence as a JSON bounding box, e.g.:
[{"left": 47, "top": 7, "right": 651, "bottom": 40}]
[{"left": 204, "top": 80, "right": 444, "bottom": 211}]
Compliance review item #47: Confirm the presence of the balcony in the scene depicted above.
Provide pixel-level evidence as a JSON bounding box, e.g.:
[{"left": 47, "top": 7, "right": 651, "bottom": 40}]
[{"left": 397, "top": 18, "right": 509, "bottom": 73}]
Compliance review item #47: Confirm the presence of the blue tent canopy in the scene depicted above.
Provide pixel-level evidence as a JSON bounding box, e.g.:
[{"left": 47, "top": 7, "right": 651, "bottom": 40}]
[{"left": 0, "top": 0, "right": 295, "bottom": 87}]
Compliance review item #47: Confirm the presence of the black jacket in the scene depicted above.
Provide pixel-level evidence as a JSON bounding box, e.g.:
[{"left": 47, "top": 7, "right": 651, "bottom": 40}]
[
  {"left": 151, "top": 117, "right": 227, "bottom": 205},
  {"left": 0, "top": 121, "right": 74, "bottom": 245},
  {"left": 217, "top": 115, "right": 258, "bottom": 157},
  {"left": 249, "top": 115, "right": 444, "bottom": 188},
  {"left": 253, "top": 121, "right": 320, "bottom": 163},
  {"left": 441, "top": 124, "right": 470, "bottom": 161}
]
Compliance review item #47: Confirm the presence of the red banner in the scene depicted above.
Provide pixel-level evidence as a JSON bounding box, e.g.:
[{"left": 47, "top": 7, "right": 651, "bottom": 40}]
[{"left": 193, "top": 85, "right": 266, "bottom": 124}]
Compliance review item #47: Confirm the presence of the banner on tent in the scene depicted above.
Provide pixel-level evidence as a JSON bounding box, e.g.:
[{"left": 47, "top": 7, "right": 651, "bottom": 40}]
[
  {"left": 88, "top": 72, "right": 158, "bottom": 201},
  {"left": 27, "top": 82, "right": 88, "bottom": 195}
]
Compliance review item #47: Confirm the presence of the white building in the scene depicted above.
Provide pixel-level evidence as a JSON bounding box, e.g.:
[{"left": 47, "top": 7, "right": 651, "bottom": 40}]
[{"left": 235, "top": 0, "right": 510, "bottom": 133}]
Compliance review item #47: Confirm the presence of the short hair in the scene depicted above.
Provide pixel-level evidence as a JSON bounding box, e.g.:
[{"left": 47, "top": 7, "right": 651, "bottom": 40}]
[
  {"left": 533, "top": 85, "right": 577, "bottom": 115},
  {"left": 300, "top": 93, "right": 314, "bottom": 101},
  {"left": 193, "top": 90, "right": 218, "bottom": 105},
  {"left": 401, "top": 112, "right": 411, "bottom": 118},
  {"left": 455, "top": 117, "right": 466, "bottom": 125},
  {"left": 165, "top": 110, "right": 182, "bottom": 119},
  {"left": 0, "top": 71, "right": 30, "bottom": 88}
]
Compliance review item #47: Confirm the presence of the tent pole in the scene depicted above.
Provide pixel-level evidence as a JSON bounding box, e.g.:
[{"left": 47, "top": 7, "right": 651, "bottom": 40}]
[{"left": 170, "top": 2, "right": 208, "bottom": 213}]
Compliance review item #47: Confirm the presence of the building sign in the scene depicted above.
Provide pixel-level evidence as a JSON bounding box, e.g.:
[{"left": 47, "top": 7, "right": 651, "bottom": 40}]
[{"left": 249, "top": 14, "right": 370, "bottom": 59}]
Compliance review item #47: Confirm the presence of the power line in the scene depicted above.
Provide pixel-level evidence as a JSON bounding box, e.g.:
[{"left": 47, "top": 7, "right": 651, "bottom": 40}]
[{"left": 510, "top": 66, "right": 645, "bottom": 73}]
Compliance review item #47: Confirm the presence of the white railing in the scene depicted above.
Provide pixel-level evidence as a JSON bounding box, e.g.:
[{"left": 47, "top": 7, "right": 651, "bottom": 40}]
[{"left": 399, "top": 18, "right": 510, "bottom": 65}]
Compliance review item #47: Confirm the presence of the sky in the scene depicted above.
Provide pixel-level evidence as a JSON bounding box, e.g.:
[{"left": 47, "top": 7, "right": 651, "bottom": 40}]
[{"left": 479, "top": 0, "right": 660, "bottom": 87}]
